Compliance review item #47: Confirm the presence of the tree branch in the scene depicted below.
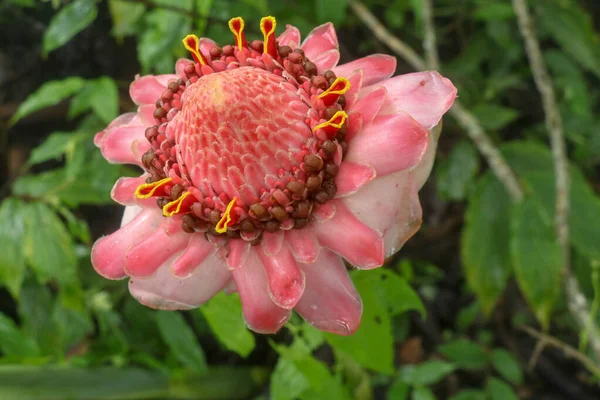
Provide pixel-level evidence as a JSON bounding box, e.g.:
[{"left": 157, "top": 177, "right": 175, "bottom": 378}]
[
  {"left": 511, "top": 0, "right": 600, "bottom": 361},
  {"left": 348, "top": 0, "right": 524, "bottom": 202}
]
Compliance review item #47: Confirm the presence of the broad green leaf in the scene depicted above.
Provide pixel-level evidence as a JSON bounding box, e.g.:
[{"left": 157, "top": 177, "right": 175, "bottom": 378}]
[
  {"left": 271, "top": 358, "right": 311, "bottom": 400},
  {"left": 486, "top": 377, "right": 519, "bottom": 400},
  {"left": 315, "top": 0, "right": 348, "bottom": 26},
  {"left": 10, "top": 77, "right": 85, "bottom": 125},
  {"left": 510, "top": 197, "right": 562, "bottom": 328},
  {"left": 27, "top": 132, "right": 73, "bottom": 166},
  {"left": 448, "top": 390, "right": 487, "bottom": 400},
  {"left": 23, "top": 202, "right": 77, "bottom": 285},
  {"left": 501, "top": 141, "right": 600, "bottom": 262},
  {"left": 18, "top": 282, "right": 62, "bottom": 357},
  {"left": 200, "top": 292, "right": 255, "bottom": 357},
  {"left": 0, "top": 365, "right": 266, "bottom": 400},
  {"left": 471, "top": 104, "right": 519, "bottom": 131},
  {"left": 326, "top": 269, "right": 417, "bottom": 374},
  {"left": 438, "top": 339, "right": 487, "bottom": 370},
  {"left": 399, "top": 361, "right": 456, "bottom": 386},
  {"left": 437, "top": 140, "right": 479, "bottom": 201},
  {"left": 155, "top": 311, "right": 207, "bottom": 373},
  {"left": 538, "top": 0, "right": 600, "bottom": 79},
  {"left": 545, "top": 50, "right": 592, "bottom": 117},
  {"left": 108, "top": 0, "right": 146, "bottom": 38},
  {"left": 68, "top": 77, "right": 119, "bottom": 124},
  {"left": 412, "top": 387, "right": 437, "bottom": 400},
  {"left": 0, "top": 313, "right": 40, "bottom": 358},
  {"left": 491, "top": 349, "right": 523, "bottom": 385},
  {"left": 0, "top": 198, "right": 28, "bottom": 297},
  {"left": 456, "top": 302, "right": 481, "bottom": 332},
  {"left": 462, "top": 174, "right": 513, "bottom": 314},
  {"left": 42, "top": 0, "right": 98, "bottom": 55},
  {"left": 473, "top": 3, "right": 514, "bottom": 20},
  {"left": 387, "top": 379, "right": 410, "bottom": 400}
]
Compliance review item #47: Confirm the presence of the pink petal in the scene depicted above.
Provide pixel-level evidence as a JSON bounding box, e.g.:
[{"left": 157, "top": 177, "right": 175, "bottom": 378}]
[
  {"left": 415, "top": 123, "right": 442, "bottom": 190},
  {"left": 97, "top": 123, "right": 148, "bottom": 166},
  {"left": 295, "top": 249, "right": 362, "bottom": 335},
  {"left": 129, "top": 74, "right": 175, "bottom": 106},
  {"left": 301, "top": 22, "right": 338, "bottom": 61},
  {"left": 334, "top": 161, "right": 377, "bottom": 197},
  {"left": 225, "top": 239, "right": 251, "bottom": 271},
  {"left": 261, "top": 230, "right": 284, "bottom": 257},
  {"left": 257, "top": 246, "right": 305, "bottom": 309},
  {"left": 344, "top": 171, "right": 422, "bottom": 257},
  {"left": 285, "top": 229, "right": 321, "bottom": 264},
  {"left": 172, "top": 234, "right": 217, "bottom": 278},
  {"left": 94, "top": 112, "right": 136, "bottom": 146},
  {"left": 312, "top": 49, "right": 340, "bottom": 73},
  {"left": 129, "top": 252, "right": 231, "bottom": 310},
  {"left": 91, "top": 208, "right": 162, "bottom": 279},
  {"left": 137, "top": 104, "right": 156, "bottom": 126},
  {"left": 278, "top": 25, "right": 301, "bottom": 49},
  {"left": 334, "top": 54, "right": 397, "bottom": 87},
  {"left": 344, "top": 70, "right": 364, "bottom": 109},
  {"left": 124, "top": 218, "right": 191, "bottom": 277},
  {"left": 232, "top": 249, "right": 291, "bottom": 334},
  {"left": 111, "top": 175, "right": 155, "bottom": 207},
  {"left": 346, "top": 112, "right": 429, "bottom": 177},
  {"left": 176, "top": 58, "right": 192, "bottom": 79},
  {"left": 313, "top": 200, "right": 384, "bottom": 269},
  {"left": 371, "top": 71, "right": 457, "bottom": 130},
  {"left": 348, "top": 86, "right": 387, "bottom": 127}
]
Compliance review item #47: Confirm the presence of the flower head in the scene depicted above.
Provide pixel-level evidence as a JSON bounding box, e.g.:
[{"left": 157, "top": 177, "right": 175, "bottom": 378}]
[{"left": 92, "top": 17, "right": 457, "bottom": 335}]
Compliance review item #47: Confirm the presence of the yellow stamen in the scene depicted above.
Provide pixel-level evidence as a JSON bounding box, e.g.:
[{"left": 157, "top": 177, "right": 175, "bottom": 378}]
[
  {"left": 228, "top": 17, "right": 246, "bottom": 51},
  {"left": 215, "top": 198, "right": 238, "bottom": 234},
  {"left": 182, "top": 34, "right": 207, "bottom": 66},
  {"left": 318, "top": 77, "right": 351, "bottom": 99},
  {"left": 313, "top": 110, "right": 348, "bottom": 132},
  {"left": 135, "top": 177, "right": 173, "bottom": 199},
  {"left": 162, "top": 191, "right": 193, "bottom": 217},
  {"left": 260, "top": 16, "right": 277, "bottom": 57}
]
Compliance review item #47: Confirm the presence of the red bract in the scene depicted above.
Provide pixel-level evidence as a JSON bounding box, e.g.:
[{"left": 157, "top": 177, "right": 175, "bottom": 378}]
[{"left": 91, "top": 17, "right": 457, "bottom": 335}]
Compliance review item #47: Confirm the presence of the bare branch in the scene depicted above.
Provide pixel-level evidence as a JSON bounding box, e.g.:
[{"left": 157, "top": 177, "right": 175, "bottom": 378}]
[
  {"left": 422, "top": 0, "right": 440, "bottom": 70},
  {"left": 348, "top": 0, "right": 524, "bottom": 202},
  {"left": 512, "top": 0, "right": 600, "bottom": 361}
]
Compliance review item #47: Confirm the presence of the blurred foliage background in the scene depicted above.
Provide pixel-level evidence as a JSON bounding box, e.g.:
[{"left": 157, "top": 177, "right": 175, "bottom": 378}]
[{"left": 1, "top": 0, "right": 600, "bottom": 399}]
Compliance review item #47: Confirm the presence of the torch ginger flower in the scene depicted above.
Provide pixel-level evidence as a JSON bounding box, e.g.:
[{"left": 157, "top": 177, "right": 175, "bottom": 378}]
[{"left": 92, "top": 17, "right": 457, "bottom": 335}]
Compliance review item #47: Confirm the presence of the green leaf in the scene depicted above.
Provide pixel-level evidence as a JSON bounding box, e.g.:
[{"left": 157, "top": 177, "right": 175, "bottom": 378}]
[
  {"left": 0, "top": 313, "right": 41, "bottom": 358},
  {"left": 538, "top": 0, "right": 600, "bottom": 79},
  {"left": 387, "top": 379, "right": 410, "bottom": 400},
  {"left": 448, "top": 390, "right": 487, "bottom": 400},
  {"left": 27, "top": 132, "right": 72, "bottom": 166},
  {"left": 108, "top": 0, "right": 146, "bottom": 39},
  {"left": 69, "top": 77, "right": 119, "bottom": 124},
  {"left": 10, "top": 77, "right": 85, "bottom": 125},
  {"left": 437, "top": 140, "right": 479, "bottom": 201},
  {"left": 325, "top": 269, "right": 423, "bottom": 374},
  {"left": 200, "top": 292, "right": 255, "bottom": 358},
  {"left": 491, "top": 349, "right": 523, "bottom": 385},
  {"left": 473, "top": 3, "right": 514, "bottom": 20},
  {"left": 462, "top": 174, "right": 513, "bottom": 314},
  {"left": 0, "top": 365, "right": 267, "bottom": 400},
  {"left": 399, "top": 361, "right": 456, "bottom": 386},
  {"left": 412, "top": 387, "right": 437, "bottom": 400},
  {"left": 510, "top": 197, "right": 562, "bottom": 328},
  {"left": 18, "top": 282, "right": 62, "bottom": 357},
  {"left": 471, "top": 104, "right": 519, "bottom": 131},
  {"left": 42, "top": 0, "right": 98, "bottom": 56},
  {"left": 23, "top": 202, "right": 77, "bottom": 285},
  {"left": 0, "top": 198, "right": 28, "bottom": 297},
  {"left": 486, "top": 377, "right": 519, "bottom": 400},
  {"left": 271, "top": 358, "right": 311, "bottom": 400},
  {"left": 545, "top": 50, "right": 592, "bottom": 117},
  {"left": 438, "top": 339, "right": 488, "bottom": 370},
  {"left": 155, "top": 311, "right": 207, "bottom": 373},
  {"left": 315, "top": 0, "right": 348, "bottom": 26}
]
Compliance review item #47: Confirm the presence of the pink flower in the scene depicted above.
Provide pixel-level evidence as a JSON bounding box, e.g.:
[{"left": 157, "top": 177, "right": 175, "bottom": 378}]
[{"left": 91, "top": 17, "right": 457, "bottom": 335}]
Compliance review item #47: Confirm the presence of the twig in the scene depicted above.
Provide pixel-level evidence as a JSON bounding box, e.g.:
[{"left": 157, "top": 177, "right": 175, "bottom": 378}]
[
  {"left": 421, "top": 0, "right": 440, "bottom": 70},
  {"left": 520, "top": 325, "right": 600, "bottom": 379},
  {"left": 512, "top": 0, "right": 600, "bottom": 361},
  {"left": 348, "top": 0, "right": 524, "bottom": 202}
]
